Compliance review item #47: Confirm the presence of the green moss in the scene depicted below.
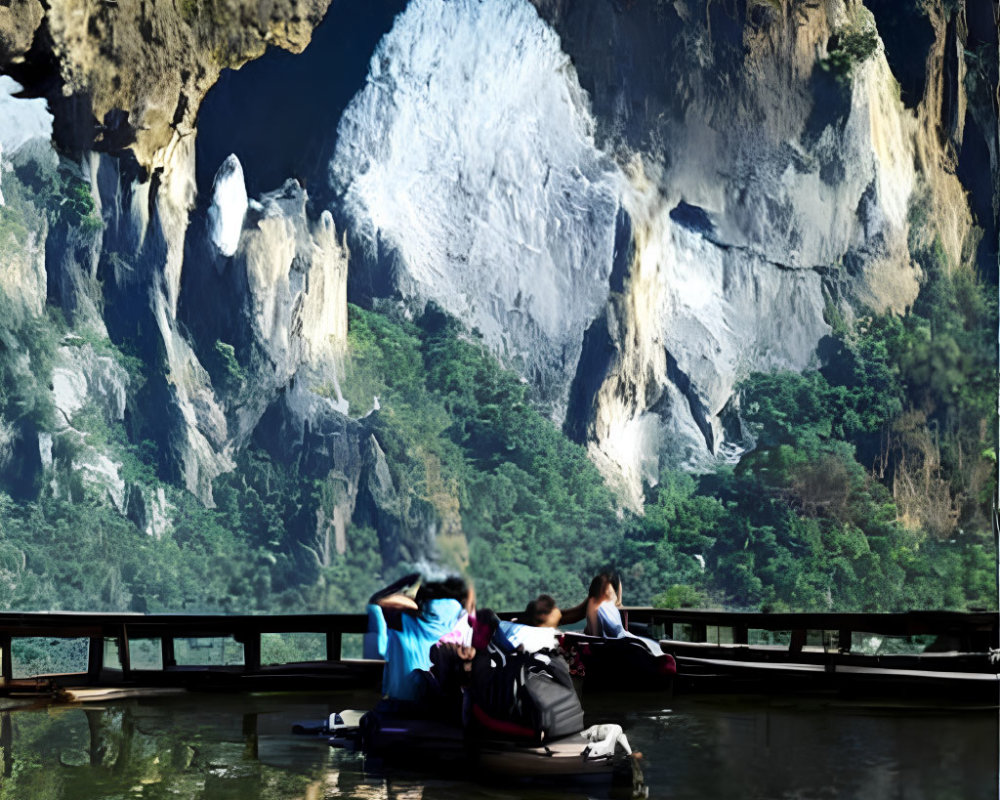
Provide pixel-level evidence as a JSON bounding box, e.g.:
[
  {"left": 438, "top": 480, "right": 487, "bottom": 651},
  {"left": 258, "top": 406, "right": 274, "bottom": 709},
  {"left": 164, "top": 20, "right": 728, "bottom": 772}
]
[
  {"left": 213, "top": 340, "right": 246, "bottom": 389},
  {"left": 822, "top": 22, "right": 879, "bottom": 82},
  {"left": 0, "top": 169, "right": 44, "bottom": 252},
  {"left": 179, "top": 0, "right": 198, "bottom": 24}
]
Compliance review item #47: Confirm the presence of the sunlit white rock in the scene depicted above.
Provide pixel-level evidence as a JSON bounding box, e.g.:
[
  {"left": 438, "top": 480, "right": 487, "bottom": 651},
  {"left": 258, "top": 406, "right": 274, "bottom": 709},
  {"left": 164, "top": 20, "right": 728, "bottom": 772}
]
[
  {"left": 331, "top": 0, "right": 620, "bottom": 414},
  {"left": 0, "top": 76, "right": 52, "bottom": 153},
  {"left": 207, "top": 154, "right": 248, "bottom": 258}
]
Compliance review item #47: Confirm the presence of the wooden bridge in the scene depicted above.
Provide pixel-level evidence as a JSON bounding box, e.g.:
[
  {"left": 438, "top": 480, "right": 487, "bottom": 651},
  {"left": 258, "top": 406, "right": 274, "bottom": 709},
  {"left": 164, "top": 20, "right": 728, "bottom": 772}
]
[{"left": 0, "top": 608, "right": 995, "bottom": 703}]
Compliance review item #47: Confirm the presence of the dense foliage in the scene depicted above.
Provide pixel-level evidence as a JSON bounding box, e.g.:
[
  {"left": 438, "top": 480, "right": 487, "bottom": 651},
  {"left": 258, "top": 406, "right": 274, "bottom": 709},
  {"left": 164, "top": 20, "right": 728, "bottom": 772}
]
[
  {"left": 0, "top": 151, "right": 995, "bottom": 618},
  {"left": 0, "top": 266, "right": 995, "bottom": 618},
  {"left": 336, "top": 303, "right": 622, "bottom": 609},
  {"left": 621, "top": 229, "right": 997, "bottom": 612}
]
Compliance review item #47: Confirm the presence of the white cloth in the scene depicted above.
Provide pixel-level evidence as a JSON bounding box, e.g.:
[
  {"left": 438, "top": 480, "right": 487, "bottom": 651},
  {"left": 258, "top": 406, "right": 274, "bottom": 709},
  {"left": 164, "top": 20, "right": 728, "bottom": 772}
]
[
  {"left": 582, "top": 723, "right": 632, "bottom": 758},
  {"left": 498, "top": 620, "right": 559, "bottom": 652},
  {"left": 595, "top": 601, "right": 664, "bottom": 656}
]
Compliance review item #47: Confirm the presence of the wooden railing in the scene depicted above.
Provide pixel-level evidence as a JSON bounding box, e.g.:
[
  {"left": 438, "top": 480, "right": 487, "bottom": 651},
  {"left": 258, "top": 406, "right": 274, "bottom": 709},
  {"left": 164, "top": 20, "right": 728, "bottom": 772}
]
[
  {"left": 622, "top": 608, "right": 999, "bottom": 654},
  {"left": 0, "top": 611, "right": 370, "bottom": 690},
  {"left": 0, "top": 608, "right": 994, "bottom": 692}
]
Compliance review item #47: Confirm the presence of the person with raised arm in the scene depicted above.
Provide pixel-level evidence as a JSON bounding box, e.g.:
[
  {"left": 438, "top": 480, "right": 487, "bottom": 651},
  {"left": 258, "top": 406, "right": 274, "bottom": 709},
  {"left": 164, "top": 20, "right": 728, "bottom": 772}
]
[{"left": 369, "top": 573, "right": 475, "bottom": 703}]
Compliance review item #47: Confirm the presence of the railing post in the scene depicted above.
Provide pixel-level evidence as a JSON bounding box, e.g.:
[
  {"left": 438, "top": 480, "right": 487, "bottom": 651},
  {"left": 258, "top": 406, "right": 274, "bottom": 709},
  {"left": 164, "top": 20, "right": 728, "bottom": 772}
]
[
  {"left": 0, "top": 635, "right": 11, "bottom": 688},
  {"left": 118, "top": 625, "right": 131, "bottom": 679},
  {"left": 327, "top": 629, "right": 342, "bottom": 662},
  {"left": 838, "top": 628, "right": 852, "bottom": 653},
  {"left": 162, "top": 637, "right": 176, "bottom": 668},
  {"left": 789, "top": 628, "right": 806, "bottom": 655},
  {"left": 88, "top": 636, "right": 104, "bottom": 684},
  {"left": 733, "top": 623, "right": 748, "bottom": 645},
  {"left": 242, "top": 632, "right": 261, "bottom": 673}
]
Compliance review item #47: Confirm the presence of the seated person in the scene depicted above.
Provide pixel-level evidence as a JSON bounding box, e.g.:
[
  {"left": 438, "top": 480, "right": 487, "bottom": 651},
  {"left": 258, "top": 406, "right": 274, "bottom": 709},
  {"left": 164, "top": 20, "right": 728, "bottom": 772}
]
[
  {"left": 499, "top": 586, "right": 602, "bottom": 652},
  {"left": 583, "top": 572, "right": 664, "bottom": 656},
  {"left": 498, "top": 618, "right": 559, "bottom": 653},
  {"left": 491, "top": 594, "right": 561, "bottom": 653},
  {"left": 371, "top": 574, "right": 474, "bottom": 703},
  {"left": 583, "top": 572, "right": 622, "bottom": 637},
  {"left": 521, "top": 594, "right": 562, "bottom": 627}
]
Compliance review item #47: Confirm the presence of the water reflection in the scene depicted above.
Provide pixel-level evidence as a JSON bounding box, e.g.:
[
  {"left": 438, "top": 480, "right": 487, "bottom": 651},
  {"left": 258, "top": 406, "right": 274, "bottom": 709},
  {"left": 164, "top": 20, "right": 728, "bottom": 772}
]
[{"left": 0, "top": 692, "right": 994, "bottom": 799}]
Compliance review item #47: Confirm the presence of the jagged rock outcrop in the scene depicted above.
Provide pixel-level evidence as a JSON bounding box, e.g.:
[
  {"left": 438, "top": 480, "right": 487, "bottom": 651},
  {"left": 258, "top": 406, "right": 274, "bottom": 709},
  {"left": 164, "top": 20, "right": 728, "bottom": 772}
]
[
  {"left": 2, "top": 0, "right": 332, "bottom": 168},
  {"left": 48, "top": 338, "right": 131, "bottom": 509},
  {"left": 178, "top": 170, "right": 349, "bottom": 460},
  {"left": 218, "top": 175, "right": 350, "bottom": 452},
  {"left": 233, "top": 179, "right": 348, "bottom": 374},
  {"left": 253, "top": 383, "right": 422, "bottom": 571},
  {"left": 125, "top": 483, "right": 173, "bottom": 539},
  {"left": 207, "top": 155, "right": 248, "bottom": 258},
  {"left": 51, "top": 339, "right": 129, "bottom": 427},
  {"left": 80, "top": 118, "right": 349, "bottom": 503},
  {"left": 0, "top": 0, "right": 43, "bottom": 64}
]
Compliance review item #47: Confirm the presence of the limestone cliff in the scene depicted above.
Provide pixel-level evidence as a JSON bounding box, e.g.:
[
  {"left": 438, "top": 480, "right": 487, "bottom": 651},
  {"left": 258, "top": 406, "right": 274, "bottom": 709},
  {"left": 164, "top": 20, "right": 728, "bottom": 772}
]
[
  {"left": 533, "top": 0, "right": 978, "bottom": 504},
  {"left": 330, "top": 0, "right": 983, "bottom": 507},
  {"left": 0, "top": 0, "right": 991, "bottom": 574},
  {"left": 0, "top": 0, "right": 380, "bottom": 537}
]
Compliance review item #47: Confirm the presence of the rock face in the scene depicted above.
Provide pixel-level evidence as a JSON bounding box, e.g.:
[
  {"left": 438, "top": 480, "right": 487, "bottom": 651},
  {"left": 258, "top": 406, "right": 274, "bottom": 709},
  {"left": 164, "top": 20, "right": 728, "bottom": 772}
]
[
  {"left": 2, "top": 0, "right": 332, "bottom": 168},
  {"left": 0, "top": 0, "right": 985, "bottom": 563},
  {"left": 0, "top": 0, "right": 344, "bottom": 507},
  {"left": 0, "top": 0, "right": 43, "bottom": 64},
  {"left": 0, "top": 0, "right": 384, "bottom": 564},
  {"left": 135, "top": 164, "right": 349, "bottom": 502},
  {"left": 0, "top": 79, "right": 53, "bottom": 316},
  {"left": 530, "top": 0, "right": 974, "bottom": 502},
  {"left": 51, "top": 340, "right": 129, "bottom": 427},
  {"left": 215, "top": 177, "right": 350, "bottom": 454},
  {"left": 253, "top": 383, "right": 415, "bottom": 570},
  {"left": 1, "top": 146, "right": 50, "bottom": 319},
  {"left": 331, "top": 0, "right": 621, "bottom": 414},
  {"left": 125, "top": 484, "right": 173, "bottom": 539},
  {"left": 49, "top": 339, "right": 131, "bottom": 509},
  {"left": 331, "top": 0, "right": 977, "bottom": 505},
  {"left": 207, "top": 154, "right": 248, "bottom": 258}
]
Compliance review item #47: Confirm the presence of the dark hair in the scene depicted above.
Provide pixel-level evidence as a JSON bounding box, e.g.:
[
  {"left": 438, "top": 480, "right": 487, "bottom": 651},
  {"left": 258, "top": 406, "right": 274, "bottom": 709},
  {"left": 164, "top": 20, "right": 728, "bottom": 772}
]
[
  {"left": 416, "top": 576, "right": 469, "bottom": 608},
  {"left": 522, "top": 594, "right": 557, "bottom": 626},
  {"left": 588, "top": 572, "right": 620, "bottom": 600}
]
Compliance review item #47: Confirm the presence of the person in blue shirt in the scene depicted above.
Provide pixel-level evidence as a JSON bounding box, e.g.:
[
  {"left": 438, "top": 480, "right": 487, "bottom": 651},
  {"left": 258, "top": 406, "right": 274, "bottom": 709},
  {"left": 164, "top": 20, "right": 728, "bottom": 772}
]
[{"left": 371, "top": 574, "right": 474, "bottom": 703}]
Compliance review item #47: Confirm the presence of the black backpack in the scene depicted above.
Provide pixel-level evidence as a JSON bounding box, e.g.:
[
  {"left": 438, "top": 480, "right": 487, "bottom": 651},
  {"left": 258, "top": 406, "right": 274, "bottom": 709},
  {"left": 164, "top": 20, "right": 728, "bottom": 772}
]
[{"left": 468, "top": 646, "right": 584, "bottom": 743}]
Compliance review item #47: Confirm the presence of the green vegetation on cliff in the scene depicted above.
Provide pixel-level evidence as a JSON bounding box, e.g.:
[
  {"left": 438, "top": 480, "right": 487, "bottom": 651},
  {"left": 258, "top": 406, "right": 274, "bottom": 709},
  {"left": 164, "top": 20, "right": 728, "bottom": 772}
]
[
  {"left": 0, "top": 274, "right": 995, "bottom": 615},
  {"left": 624, "top": 232, "right": 997, "bottom": 612},
  {"left": 0, "top": 216, "right": 995, "bottom": 616},
  {"left": 338, "top": 303, "right": 622, "bottom": 609}
]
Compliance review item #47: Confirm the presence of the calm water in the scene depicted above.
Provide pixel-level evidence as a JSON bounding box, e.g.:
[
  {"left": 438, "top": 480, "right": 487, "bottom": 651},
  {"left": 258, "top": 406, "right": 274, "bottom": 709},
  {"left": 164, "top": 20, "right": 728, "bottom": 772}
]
[{"left": 0, "top": 690, "right": 994, "bottom": 799}]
